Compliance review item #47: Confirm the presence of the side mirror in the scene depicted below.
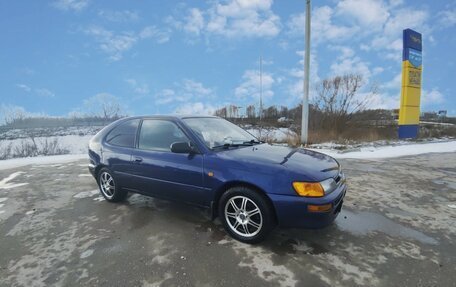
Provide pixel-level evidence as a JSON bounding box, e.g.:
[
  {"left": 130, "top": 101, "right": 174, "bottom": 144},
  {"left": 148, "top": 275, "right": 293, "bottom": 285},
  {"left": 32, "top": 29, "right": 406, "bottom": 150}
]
[{"left": 170, "top": 142, "right": 198, "bottom": 154}]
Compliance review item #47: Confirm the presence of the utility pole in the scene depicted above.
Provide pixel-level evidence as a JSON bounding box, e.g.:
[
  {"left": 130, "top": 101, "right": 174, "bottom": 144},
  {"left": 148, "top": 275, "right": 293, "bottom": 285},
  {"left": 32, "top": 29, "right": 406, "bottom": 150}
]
[
  {"left": 259, "top": 55, "right": 263, "bottom": 121},
  {"left": 301, "top": 0, "right": 311, "bottom": 145}
]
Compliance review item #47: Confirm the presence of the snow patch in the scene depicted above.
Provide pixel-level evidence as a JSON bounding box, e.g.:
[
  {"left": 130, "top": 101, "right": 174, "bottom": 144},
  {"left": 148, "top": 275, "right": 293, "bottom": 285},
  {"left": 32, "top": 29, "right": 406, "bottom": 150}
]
[
  {"left": 78, "top": 174, "right": 91, "bottom": 177},
  {"left": 80, "top": 249, "right": 94, "bottom": 259},
  {"left": 0, "top": 154, "right": 87, "bottom": 170},
  {"left": 218, "top": 238, "right": 297, "bottom": 287},
  {"left": 0, "top": 172, "right": 28, "bottom": 189},
  {"left": 74, "top": 190, "right": 99, "bottom": 199},
  {"left": 311, "top": 140, "right": 456, "bottom": 159},
  {"left": 93, "top": 196, "right": 105, "bottom": 202}
]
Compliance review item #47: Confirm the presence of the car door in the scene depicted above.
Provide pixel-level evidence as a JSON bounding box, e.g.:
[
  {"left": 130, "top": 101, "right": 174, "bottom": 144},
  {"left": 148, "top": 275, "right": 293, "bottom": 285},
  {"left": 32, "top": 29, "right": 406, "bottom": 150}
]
[
  {"left": 129, "top": 119, "right": 206, "bottom": 206},
  {"left": 102, "top": 119, "right": 140, "bottom": 189}
]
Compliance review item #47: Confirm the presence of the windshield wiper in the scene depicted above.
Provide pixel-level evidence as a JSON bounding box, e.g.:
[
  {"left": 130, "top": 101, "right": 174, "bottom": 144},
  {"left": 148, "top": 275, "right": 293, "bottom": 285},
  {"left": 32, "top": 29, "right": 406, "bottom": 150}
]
[
  {"left": 212, "top": 142, "right": 256, "bottom": 150},
  {"left": 243, "top": 139, "right": 262, "bottom": 145}
]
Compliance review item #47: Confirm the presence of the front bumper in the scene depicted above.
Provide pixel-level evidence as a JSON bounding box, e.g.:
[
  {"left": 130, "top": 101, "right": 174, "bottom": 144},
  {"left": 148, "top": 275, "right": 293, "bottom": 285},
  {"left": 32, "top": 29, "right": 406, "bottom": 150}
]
[
  {"left": 88, "top": 163, "right": 96, "bottom": 178},
  {"left": 269, "top": 183, "right": 346, "bottom": 228}
]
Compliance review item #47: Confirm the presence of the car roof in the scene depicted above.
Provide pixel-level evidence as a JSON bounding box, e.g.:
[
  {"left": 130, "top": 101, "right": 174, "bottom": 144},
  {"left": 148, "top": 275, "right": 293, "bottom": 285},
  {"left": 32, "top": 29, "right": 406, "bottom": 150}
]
[{"left": 121, "top": 115, "right": 219, "bottom": 121}]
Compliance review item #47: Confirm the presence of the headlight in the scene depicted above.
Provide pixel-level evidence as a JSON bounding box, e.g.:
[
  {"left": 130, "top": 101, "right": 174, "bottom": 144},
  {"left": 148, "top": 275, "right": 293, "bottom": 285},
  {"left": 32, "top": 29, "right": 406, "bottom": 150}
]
[
  {"left": 293, "top": 178, "right": 337, "bottom": 197},
  {"left": 320, "top": 178, "right": 337, "bottom": 194}
]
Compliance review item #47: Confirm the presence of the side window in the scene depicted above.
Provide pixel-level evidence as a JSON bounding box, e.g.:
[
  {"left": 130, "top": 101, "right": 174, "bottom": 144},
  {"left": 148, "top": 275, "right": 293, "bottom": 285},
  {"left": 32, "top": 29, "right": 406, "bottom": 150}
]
[
  {"left": 138, "top": 120, "right": 188, "bottom": 151},
  {"left": 106, "top": 119, "right": 140, "bottom": 148}
]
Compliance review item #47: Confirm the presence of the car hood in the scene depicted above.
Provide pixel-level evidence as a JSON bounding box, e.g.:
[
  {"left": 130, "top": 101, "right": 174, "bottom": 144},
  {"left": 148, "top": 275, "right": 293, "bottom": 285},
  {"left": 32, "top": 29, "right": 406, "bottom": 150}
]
[{"left": 216, "top": 144, "right": 340, "bottom": 181}]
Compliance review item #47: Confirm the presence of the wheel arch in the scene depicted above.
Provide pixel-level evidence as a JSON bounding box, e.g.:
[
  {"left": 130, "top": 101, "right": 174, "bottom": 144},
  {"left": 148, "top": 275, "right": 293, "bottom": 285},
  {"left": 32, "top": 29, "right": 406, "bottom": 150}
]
[
  {"left": 94, "top": 164, "right": 108, "bottom": 182},
  {"left": 211, "top": 181, "right": 278, "bottom": 223}
]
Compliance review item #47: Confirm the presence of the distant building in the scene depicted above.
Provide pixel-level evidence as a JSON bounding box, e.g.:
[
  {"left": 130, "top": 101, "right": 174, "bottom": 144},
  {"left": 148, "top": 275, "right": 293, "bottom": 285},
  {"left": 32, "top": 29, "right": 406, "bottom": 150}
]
[{"left": 438, "top": 110, "right": 447, "bottom": 118}]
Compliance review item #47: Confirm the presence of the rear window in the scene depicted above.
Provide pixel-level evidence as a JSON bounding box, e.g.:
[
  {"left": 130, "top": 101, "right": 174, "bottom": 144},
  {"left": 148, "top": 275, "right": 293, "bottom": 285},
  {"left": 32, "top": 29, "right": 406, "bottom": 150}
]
[{"left": 106, "top": 119, "right": 140, "bottom": 148}]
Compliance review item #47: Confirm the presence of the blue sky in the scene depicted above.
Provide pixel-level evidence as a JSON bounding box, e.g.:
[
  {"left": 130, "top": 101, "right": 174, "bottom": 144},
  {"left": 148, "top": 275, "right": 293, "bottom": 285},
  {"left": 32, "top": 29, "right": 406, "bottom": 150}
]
[{"left": 0, "top": 0, "right": 455, "bottom": 118}]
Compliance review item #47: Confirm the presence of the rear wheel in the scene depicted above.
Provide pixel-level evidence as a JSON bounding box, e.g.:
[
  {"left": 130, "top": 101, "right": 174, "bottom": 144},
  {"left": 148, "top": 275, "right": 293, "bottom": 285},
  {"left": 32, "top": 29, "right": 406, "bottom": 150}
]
[
  {"left": 219, "top": 186, "right": 275, "bottom": 243},
  {"left": 98, "top": 168, "right": 127, "bottom": 202}
]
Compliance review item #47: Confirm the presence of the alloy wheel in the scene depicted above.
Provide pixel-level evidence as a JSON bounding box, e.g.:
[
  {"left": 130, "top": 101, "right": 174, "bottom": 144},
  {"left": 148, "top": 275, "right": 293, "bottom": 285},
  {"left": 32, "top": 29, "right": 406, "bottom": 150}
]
[
  {"left": 100, "top": 172, "right": 115, "bottom": 199},
  {"left": 224, "top": 196, "right": 263, "bottom": 237}
]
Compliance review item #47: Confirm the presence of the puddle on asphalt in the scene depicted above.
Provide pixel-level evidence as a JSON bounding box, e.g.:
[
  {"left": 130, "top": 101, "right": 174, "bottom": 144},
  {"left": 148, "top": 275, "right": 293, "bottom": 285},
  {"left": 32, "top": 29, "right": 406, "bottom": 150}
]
[
  {"left": 432, "top": 179, "right": 456, "bottom": 190},
  {"left": 336, "top": 209, "right": 438, "bottom": 245}
]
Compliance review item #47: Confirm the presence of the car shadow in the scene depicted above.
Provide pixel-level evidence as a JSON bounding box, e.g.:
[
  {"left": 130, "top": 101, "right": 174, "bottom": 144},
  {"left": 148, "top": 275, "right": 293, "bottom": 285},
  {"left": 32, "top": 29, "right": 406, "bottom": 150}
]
[{"left": 120, "top": 193, "right": 349, "bottom": 256}]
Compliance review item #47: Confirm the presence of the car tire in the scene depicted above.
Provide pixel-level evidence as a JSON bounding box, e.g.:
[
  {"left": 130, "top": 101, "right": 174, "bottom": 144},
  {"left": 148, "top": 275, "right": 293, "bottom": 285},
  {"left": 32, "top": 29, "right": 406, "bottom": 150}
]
[
  {"left": 219, "top": 186, "right": 276, "bottom": 244},
  {"left": 97, "top": 167, "right": 127, "bottom": 202}
]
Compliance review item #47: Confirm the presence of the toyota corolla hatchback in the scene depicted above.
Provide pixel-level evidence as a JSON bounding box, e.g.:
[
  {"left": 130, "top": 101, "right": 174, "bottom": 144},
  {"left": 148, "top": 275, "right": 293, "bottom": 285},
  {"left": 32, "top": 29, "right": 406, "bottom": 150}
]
[{"left": 88, "top": 116, "right": 346, "bottom": 243}]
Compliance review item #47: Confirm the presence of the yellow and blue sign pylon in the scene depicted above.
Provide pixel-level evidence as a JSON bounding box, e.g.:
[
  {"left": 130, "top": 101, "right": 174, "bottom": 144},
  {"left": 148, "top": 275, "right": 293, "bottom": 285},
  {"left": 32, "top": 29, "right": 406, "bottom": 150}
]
[{"left": 398, "top": 29, "right": 422, "bottom": 138}]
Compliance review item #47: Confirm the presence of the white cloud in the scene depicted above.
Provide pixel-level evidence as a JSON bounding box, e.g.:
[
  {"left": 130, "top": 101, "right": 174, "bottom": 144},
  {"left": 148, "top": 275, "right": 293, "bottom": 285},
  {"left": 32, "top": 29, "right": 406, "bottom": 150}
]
[
  {"left": 287, "top": 50, "right": 320, "bottom": 103},
  {"left": 422, "top": 89, "right": 445, "bottom": 107},
  {"left": 16, "top": 84, "right": 55, "bottom": 97},
  {"left": 208, "top": 0, "right": 281, "bottom": 38},
  {"left": 329, "top": 45, "right": 355, "bottom": 60},
  {"left": 288, "top": 6, "right": 358, "bottom": 43},
  {"left": 174, "top": 102, "right": 217, "bottom": 115},
  {"left": 182, "top": 79, "right": 213, "bottom": 96},
  {"left": 184, "top": 8, "right": 205, "bottom": 35},
  {"left": 156, "top": 89, "right": 179, "bottom": 105},
  {"left": 336, "top": 0, "right": 390, "bottom": 30},
  {"left": 52, "top": 0, "right": 89, "bottom": 12},
  {"left": 172, "top": 0, "right": 281, "bottom": 39},
  {"left": 98, "top": 10, "right": 139, "bottom": 22},
  {"left": 16, "top": 84, "right": 31, "bottom": 92},
  {"left": 139, "top": 26, "right": 170, "bottom": 44},
  {"left": 154, "top": 79, "right": 215, "bottom": 105},
  {"left": 125, "top": 79, "right": 149, "bottom": 95},
  {"left": 35, "top": 88, "right": 55, "bottom": 97},
  {"left": 365, "top": 92, "right": 399, "bottom": 109},
  {"left": 382, "top": 72, "right": 401, "bottom": 90},
  {"left": 85, "top": 26, "right": 137, "bottom": 61},
  {"left": 330, "top": 57, "right": 371, "bottom": 80},
  {"left": 235, "top": 69, "right": 274, "bottom": 102},
  {"left": 85, "top": 25, "right": 169, "bottom": 61},
  {"left": 372, "top": 66, "right": 384, "bottom": 75},
  {"left": 438, "top": 9, "right": 456, "bottom": 28},
  {"left": 368, "top": 8, "right": 428, "bottom": 52}
]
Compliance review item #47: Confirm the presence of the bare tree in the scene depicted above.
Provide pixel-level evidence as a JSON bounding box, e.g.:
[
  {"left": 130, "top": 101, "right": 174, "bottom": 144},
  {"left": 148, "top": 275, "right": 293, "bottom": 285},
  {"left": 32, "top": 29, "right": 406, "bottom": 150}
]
[
  {"left": 313, "top": 74, "right": 378, "bottom": 132},
  {"left": 84, "top": 93, "right": 122, "bottom": 121},
  {"left": 214, "top": 107, "right": 227, "bottom": 118},
  {"left": 0, "top": 104, "right": 26, "bottom": 125},
  {"left": 246, "top": 105, "right": 256, "bottom": 118}
]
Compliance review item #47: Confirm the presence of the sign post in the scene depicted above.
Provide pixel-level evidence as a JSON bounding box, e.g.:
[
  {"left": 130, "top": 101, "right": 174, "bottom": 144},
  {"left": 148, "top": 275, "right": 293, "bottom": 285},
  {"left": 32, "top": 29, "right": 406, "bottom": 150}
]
[{"left": 398, "top": 29, "right": 422, "bottom": 138}]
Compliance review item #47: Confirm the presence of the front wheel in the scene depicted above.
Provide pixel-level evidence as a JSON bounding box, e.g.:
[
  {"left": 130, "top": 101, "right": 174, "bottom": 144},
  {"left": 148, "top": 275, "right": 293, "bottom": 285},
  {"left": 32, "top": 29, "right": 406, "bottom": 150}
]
[
  {"left": 219, "top": 187, "right": 276, "bottom": 244},
  {"left": 97, "top": 168, "right": 127, "bottom": 202}
]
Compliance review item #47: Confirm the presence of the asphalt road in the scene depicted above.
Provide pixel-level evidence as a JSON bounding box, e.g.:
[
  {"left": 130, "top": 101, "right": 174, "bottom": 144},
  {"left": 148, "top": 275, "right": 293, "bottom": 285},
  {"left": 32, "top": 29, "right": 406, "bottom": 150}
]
[{"left": 0, "top": 152, "right": 455, "bottom": 287}]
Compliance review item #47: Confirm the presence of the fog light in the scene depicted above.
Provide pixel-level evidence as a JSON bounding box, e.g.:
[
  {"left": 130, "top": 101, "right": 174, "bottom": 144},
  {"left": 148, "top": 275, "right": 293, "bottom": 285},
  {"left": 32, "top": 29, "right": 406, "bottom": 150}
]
[{"left": 308, "top": 204, "right": 332, "bottom": 212}]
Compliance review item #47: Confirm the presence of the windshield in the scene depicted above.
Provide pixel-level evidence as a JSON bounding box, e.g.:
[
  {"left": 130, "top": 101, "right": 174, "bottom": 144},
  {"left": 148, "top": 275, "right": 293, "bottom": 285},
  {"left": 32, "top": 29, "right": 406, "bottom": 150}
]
[{"left": 183, "top": 117, "right": 258, "bottom": 149}]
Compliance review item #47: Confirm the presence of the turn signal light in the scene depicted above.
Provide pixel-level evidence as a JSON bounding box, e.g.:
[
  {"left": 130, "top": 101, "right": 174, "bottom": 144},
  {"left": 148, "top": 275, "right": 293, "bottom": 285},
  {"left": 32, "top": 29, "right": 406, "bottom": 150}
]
[
  {"left": 292, "top": 182, "right": 325, "bottom": 197},
  {"left": 308, "top": 204, "right": 332, "bottom": 213}
]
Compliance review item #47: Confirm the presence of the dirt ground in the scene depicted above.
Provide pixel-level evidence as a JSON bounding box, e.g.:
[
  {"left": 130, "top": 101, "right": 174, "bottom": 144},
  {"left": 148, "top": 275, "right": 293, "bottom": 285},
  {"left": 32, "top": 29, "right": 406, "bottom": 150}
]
[{"left": 0, "top": 152, "right": 455, "bottom": 286}]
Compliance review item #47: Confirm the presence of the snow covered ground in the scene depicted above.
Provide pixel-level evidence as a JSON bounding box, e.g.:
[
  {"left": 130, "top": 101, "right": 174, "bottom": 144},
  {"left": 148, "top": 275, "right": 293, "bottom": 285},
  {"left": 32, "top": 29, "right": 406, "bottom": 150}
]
[
  {"left": 1, "top": 124, "right": 455, "bottom": 167},
  {"left": 246, "top": 127, "right": 297, "bottom": 143},
  {"left": 309, "top": 140, "right": 456, "bottom": 159},
  {"left": 1, "top": 139, "right": 455, "bottom": 170},
  {"left": 3, "top": 134, "right": 93, "bottom": 155}
]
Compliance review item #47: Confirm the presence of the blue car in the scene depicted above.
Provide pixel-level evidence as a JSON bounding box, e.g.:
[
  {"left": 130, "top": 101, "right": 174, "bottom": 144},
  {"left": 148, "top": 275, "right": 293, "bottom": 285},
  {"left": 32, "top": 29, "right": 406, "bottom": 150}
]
[{"left": 88, "top": 116, "right": 346, "bottom": 243}]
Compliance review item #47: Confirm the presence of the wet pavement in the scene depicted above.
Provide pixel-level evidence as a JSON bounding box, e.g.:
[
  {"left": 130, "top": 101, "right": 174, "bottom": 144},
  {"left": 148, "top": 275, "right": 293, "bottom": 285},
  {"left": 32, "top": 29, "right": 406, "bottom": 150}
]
[{"left": 0, "top": 152, "right": 455, "bottom": 286}]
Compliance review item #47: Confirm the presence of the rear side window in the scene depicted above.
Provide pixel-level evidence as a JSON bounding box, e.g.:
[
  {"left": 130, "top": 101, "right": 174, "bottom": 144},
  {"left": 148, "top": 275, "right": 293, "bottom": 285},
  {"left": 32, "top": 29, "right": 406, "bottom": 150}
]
[
  {"left": 138, "top": 120, "right": 188, "bottom": 151},
  {"left": 106, "top": 119, "right": 140, "bottom": 148}
]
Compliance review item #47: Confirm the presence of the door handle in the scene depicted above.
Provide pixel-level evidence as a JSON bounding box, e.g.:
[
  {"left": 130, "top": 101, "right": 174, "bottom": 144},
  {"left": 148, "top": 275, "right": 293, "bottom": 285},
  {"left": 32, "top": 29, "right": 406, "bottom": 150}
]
[{"left": 134, "top": 157, "right": 143, "bottom": 163}]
